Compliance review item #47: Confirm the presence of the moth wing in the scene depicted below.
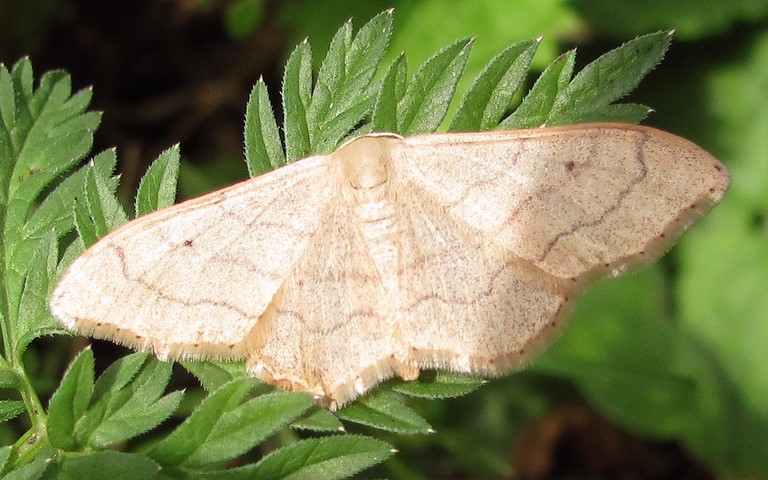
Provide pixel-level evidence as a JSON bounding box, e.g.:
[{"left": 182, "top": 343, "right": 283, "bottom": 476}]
[
  {"left": 388, "top": 178, "right": 575, "bottom": 377},
  {"left": 395, "top": 124, "right": 729, "bottom": 282},
  {"left": 50, "top": 154, "right": 336, "bottom": 361}
]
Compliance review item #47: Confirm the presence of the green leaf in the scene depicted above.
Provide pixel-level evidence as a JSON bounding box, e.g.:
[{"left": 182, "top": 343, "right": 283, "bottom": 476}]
[
  {"left": 55, "top": 451, "right": 160, "bottom": 480},
  {"left": 147, "top": 378, "right": 256, "bottom": 466},
  {"left": 3, "top": 71, "right": 99, "bottom": 245},
  {"left": 575, "top": 102, "right": 653, "bottom": 124},
  {"left": 370, "top": 54, "right": 407, "bottom": 133},
  {"left": 450, "top": 38, "right": 540, "bottom": 131},
  {"left": 307, "top": 10, "right": 393, "bottom": 154},
  {"left": 251, "top": 435, "right": 393, "bottom": 480},
  {"left": 548, "top": 30, "right": 672, "bottom": 125},
  {"left": 74, "top": 352, "right": 150, "bottom": 445},
  {"left": 0, "top": 457, "right": 48, "bottom": 480},
  {"left": 90, "top": 351, "right": 149, "bottom": 402},
  {"left": 14, "top": 230, "right": 63, "bottom": 353},
  {"left": 389, "top": 371, "right": 485, "bottom": 399},
  {"left": 1, "top": 58, "right": 100, "bottom": 360},
  {"left": 0, "top": 400, "right": 25, "bottom": 423},
  {"left": 275, "top": 11, "right": 395, "bottom": 163},
  {"left": 0, "top": 365, "right": 19, "bottom": 389},
  {"left": 47, "top": 347, "right": 94, "bottom": 450},
  {"left": 180, "top": 361, "right": 246, "bottom": 392},
  {"left": 91, "top": 390, "right": 183, "bottom": 449},
  {"left": 281, "top": 40, "right": 313, "bottom": 162},
  {"left": 244, "top": 79, "right": 285, "bottom": 175},
  {"left": 183, "top": 391, "right": 314, "bottom": 467},
  {"left": 88, "top": 360, "right": 181, "bottom": 449},
  {"left": 135, "top": 145, "right": 180, "bottom": 217},
  {"left": 0, "top": 64, "right": 15, "bottom": 135},
  {"left": 499, "top": 49, "right": 575, "bottom": 129},
  {"left": 25, "top": 148, "right": 117, "bottom": 243},
  {"left": 291, "top": 407, "right": 345, "bottom": 433},
  {"left": 74, "top": 165, "right": 127, "bottom": 247},
  {"left": 399, "top": 38, "right": 474, "bottom": 135},
  {"left": 4, "top": 67, "right": 97, "bottom": 210},
  {"left": 337, "top": 393, "right": 432, "bottom": 434},
  {"left": 305, "top": 18, "right": 352, "bottom": 137}
]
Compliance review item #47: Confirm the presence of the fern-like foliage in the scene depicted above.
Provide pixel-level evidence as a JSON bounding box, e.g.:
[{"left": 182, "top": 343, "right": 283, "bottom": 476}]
[{"left": 0, "top": 9, "right": 671, "bottom": 479}]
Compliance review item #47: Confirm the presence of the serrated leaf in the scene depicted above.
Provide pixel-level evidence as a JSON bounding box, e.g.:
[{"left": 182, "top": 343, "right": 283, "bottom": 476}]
[
  {"left": 251, "top": 435, "right": 393, "bottom": 480},
  {"left": 6, "top": 78, "right": 99, "bottom": 224},
  {"left": 56, "top": 236, "right": 86, "bottom": 278},
  {"left": 91, "top": 352, "right": 149, "bottom": 401},
  {"left": 75, "top": 165, "right": 128, "bottom": 247},
  {"left": 47, "top": 347, "right": 94, "bottom": 450},
  {"left": 370, "top": 54, "right": 407, "bottom": 133},
  {"left": 0, "top": 400, "right": 25, "bottom": 423},
  {"left": 25, "top": 149, "right": 117, "bottom": 242},
  {"left": 147, "top": 378, "right": 255, "bottom": 466},
  {"left": 84, "top": 162, "right": 128, "bottom": 230},
  {"left": 307, "top": 10, "right": 393, "bottom": 154},
  {"left": 575, "top": 102, "right": 653, "bottom": 124},
  {"left": 337, "top": 393, "right": 432, "bottom": 434},
  {"left": 399, "top": 38, "right": 474, "bottom": 135},
  {"left": 450, "top": 38, "right": 540, "bottom": 131},
  {"left": 548, "top": 30, "right": 672, "bottom": 124},
  {"left": 0, "top": 64, "right": 15, "bottom": 134},
  {"left": 92, "top": 390, "right": 183, "bottom": 449},
  {"left": 306, "top": 19, "right": 353, "bottom": 136},
  {"left": 282, "top": 41, "right": 313, "bottom": 162},
  {"left": 499, "top": 49, "right": 576, "bottom": 129},
  {"left": 10, "top": 58, "right": 34, "bottom": 101},
  {"left": 15, "top": 230, "right": 64, "bottom": 352},
  {"left": 184, "top": 391, "right": 314, "bottom": 467},
  {"left": 56, "top": 451, "right": 160, "bottom": 480},
  {"left": 244, "top": 80, "right": 285, "bottom": 175},
  {"left": 1, "top": 58, "right": 100, "bottom": 365},
  {"left": 291, "top": 407, "right": 345, "bottom": 432},
  {"left": 135, "top": 145, "right": 180, "bottom": 217},
  {"left": 88, "top": 360, "right": 180, "bottom": 448},
  {"left": 75, "top": 352, "right": 149, "bottom": 444},
  {"left": 389, "top": 371, "right": 484, "bottom": 399},
  {"left": 180, "top": 361, "right": 246, "bottom": 392}
]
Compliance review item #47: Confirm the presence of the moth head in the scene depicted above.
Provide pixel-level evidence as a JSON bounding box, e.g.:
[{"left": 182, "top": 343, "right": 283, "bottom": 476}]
[{"left": 338, "top": 134, "right": 398, "bottom": 189}]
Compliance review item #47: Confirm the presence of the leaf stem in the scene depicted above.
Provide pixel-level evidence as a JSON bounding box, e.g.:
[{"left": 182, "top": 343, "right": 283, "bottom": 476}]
[{"left": 8, "top": 359, "right": 50, "bottom": 468}]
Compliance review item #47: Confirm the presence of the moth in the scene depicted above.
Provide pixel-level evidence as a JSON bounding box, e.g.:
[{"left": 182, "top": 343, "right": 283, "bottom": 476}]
[{"left": 50, "top": 124, "right": 729, "bottom": 409}]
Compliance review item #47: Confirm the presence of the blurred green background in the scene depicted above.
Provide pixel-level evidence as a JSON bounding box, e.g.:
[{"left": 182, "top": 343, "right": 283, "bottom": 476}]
[{"left": 1, "top": 0, "right": 766, "bottom": 478}]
